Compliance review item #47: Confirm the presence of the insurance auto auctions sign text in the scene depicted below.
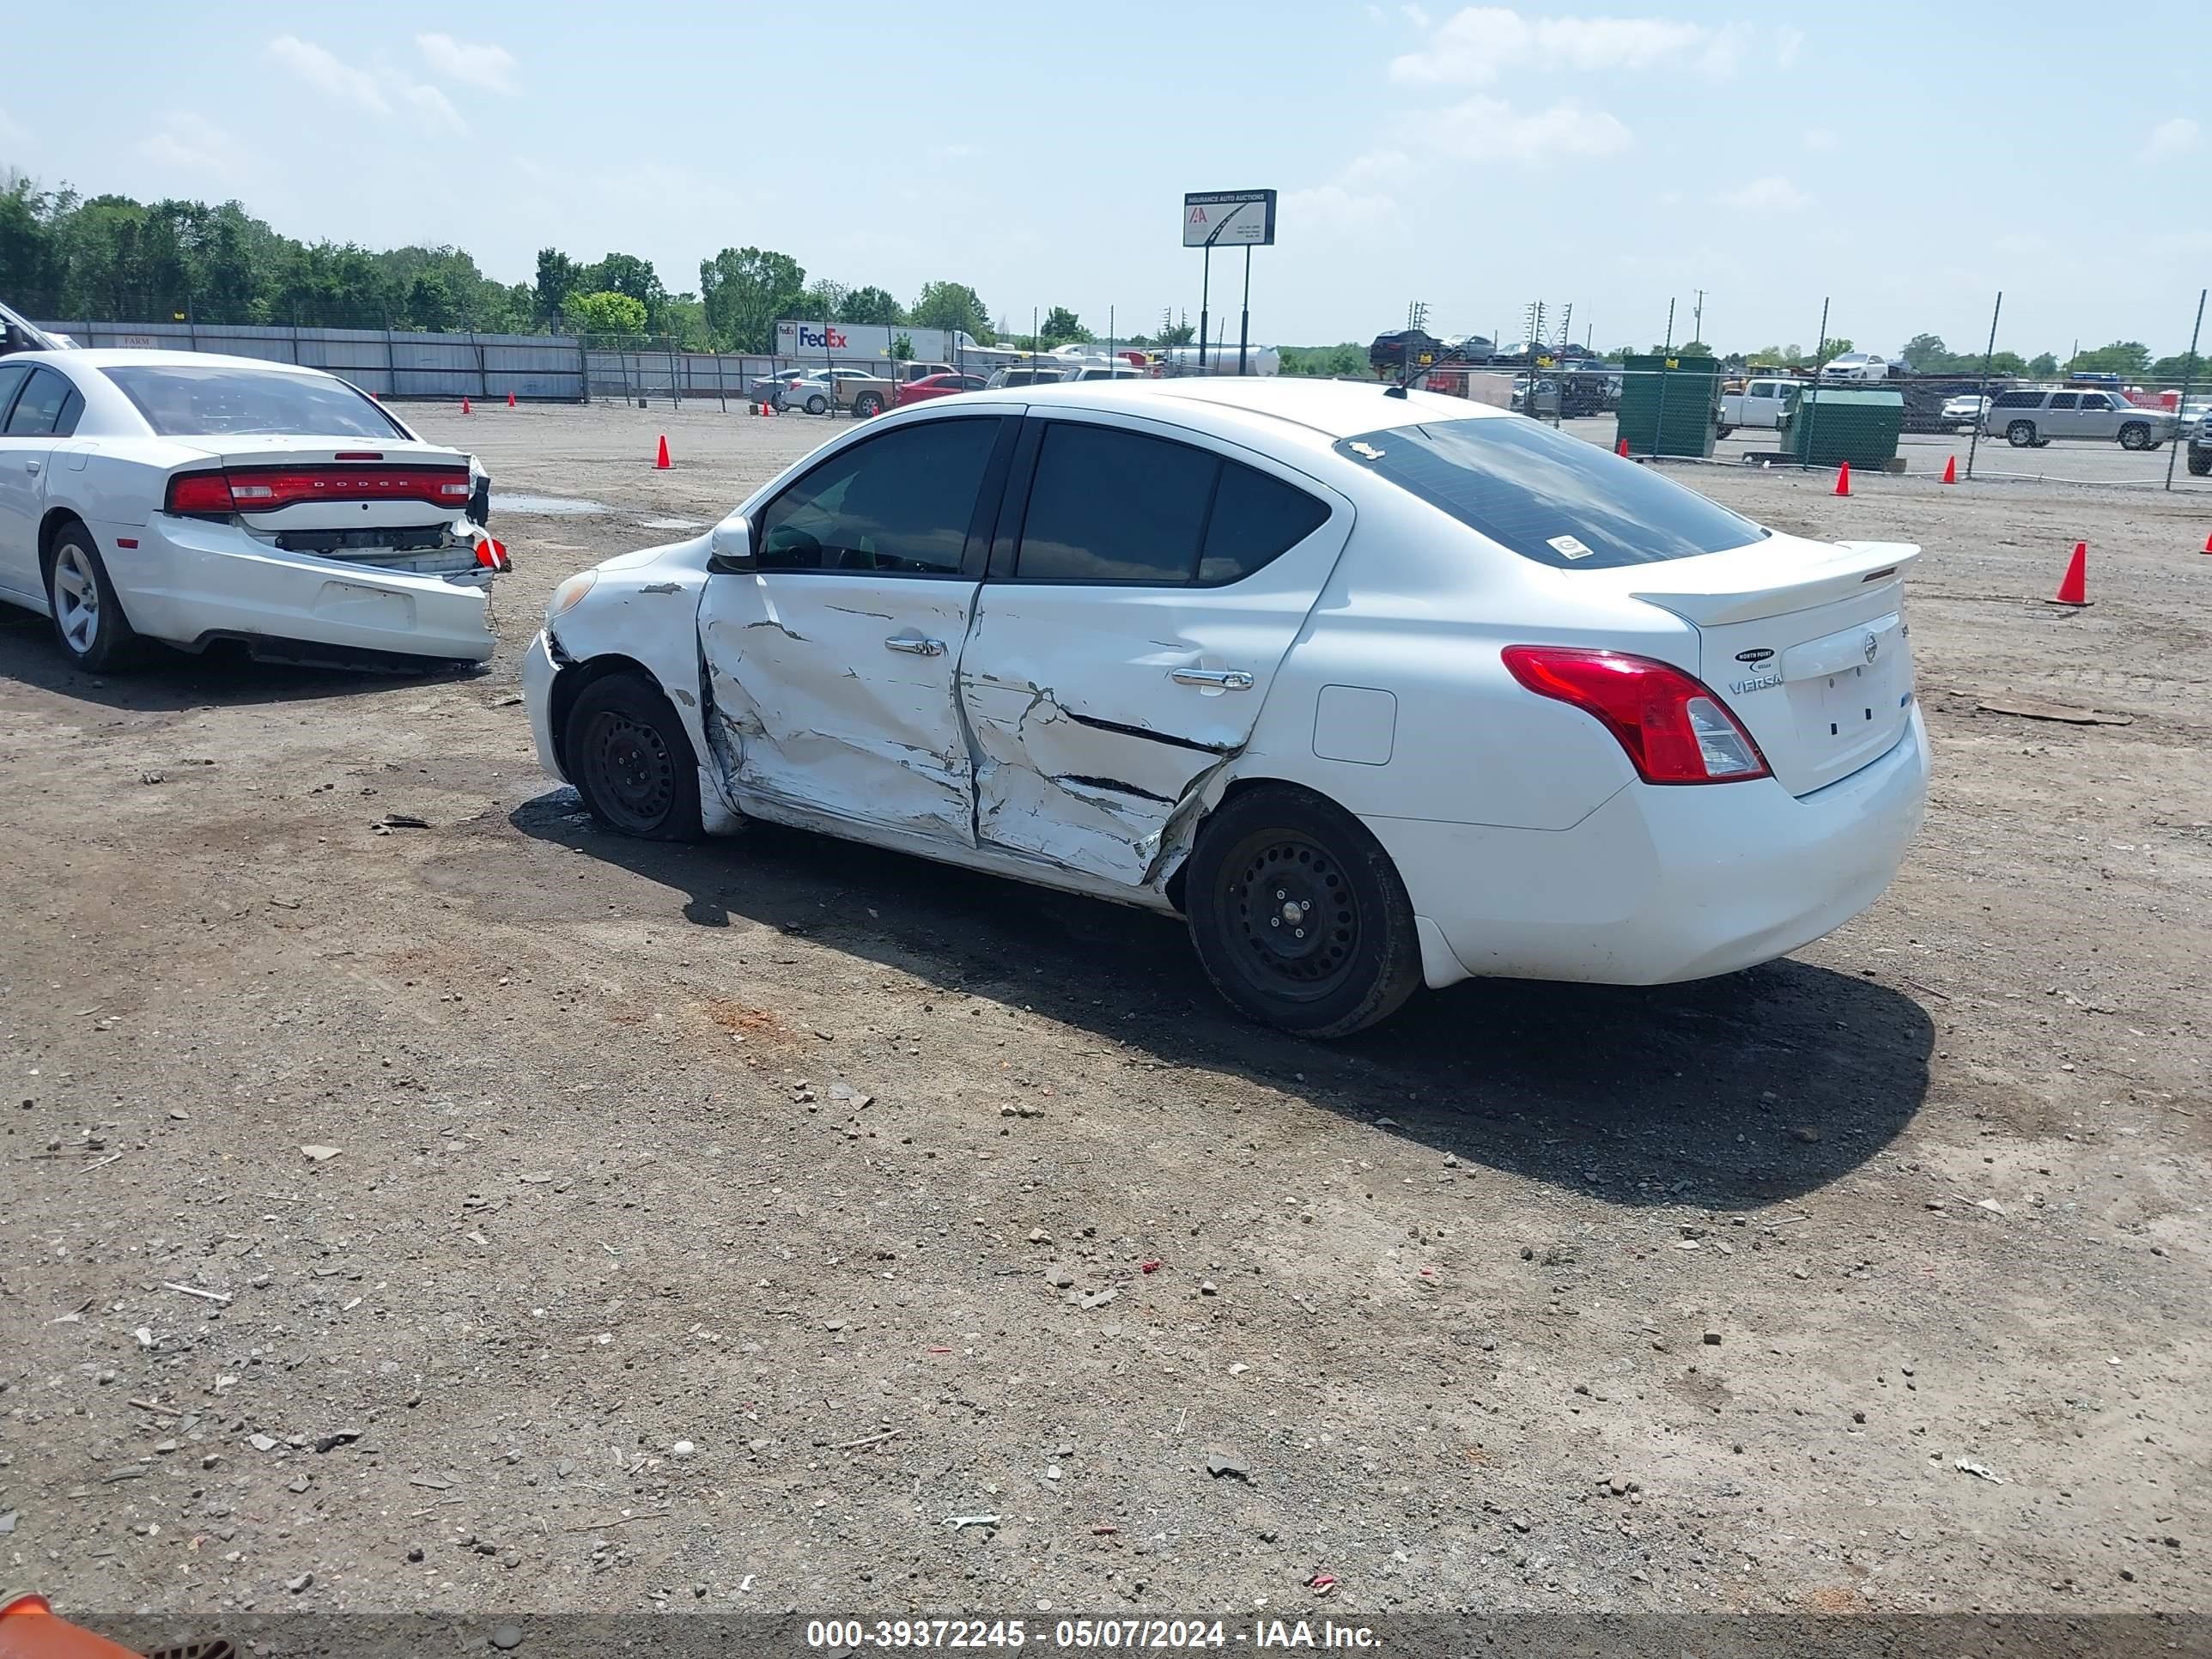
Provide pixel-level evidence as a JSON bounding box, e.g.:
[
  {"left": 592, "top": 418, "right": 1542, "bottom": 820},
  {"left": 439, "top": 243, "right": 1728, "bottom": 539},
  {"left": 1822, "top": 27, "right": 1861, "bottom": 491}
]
[{"left": 1182, "top": 190, "right": 1277, "bottom": 247}]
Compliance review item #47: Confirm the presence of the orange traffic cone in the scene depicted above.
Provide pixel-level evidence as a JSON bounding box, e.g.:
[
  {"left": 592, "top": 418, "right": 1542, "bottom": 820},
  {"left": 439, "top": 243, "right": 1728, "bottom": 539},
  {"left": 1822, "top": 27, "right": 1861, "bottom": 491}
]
[
  {"left": 1833, "top": 460, "right": 1850, "bottom": 496},
  {"left": 1615, "top": 436, "right": 1630, "bottom": 457},
  {"left": 2200, "top": 528, "right": 2211, "bottom": 555},
  {"left": 654, "top": 434, "right": 671, "bottom": 470},
  {"left": 461, "top": 396, "right": 471, "bottom": 415},
  {"left": 507, "top": 391, "right": 517, "bottom": 408},
  {"left": 1942, "top": 453, "right": 1957, "bottom": 484},
  {"left": 2049, "top": 541, "right": 2090, "bottom": 606}
]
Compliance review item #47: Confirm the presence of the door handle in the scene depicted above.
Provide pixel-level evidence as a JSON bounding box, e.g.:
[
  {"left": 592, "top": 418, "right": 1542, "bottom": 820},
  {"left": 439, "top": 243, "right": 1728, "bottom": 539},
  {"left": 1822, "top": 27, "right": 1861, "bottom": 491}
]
[
  {"left": 23, "top": 460, "right": 40, "bottom": 475},
  {"left": 1172, "top": 667, "right": 1254, "bottom": 690},
  {"left": 883, "top": 635, "right": 946, "bottom": 657}
]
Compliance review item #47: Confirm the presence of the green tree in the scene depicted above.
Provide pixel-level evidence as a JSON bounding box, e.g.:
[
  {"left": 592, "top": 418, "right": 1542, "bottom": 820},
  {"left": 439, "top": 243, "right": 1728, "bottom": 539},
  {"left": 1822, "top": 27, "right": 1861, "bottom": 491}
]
[
  {"left": 909, "top": 280, "right": 990, "bottom": 340},
  {"left": 2148, "top": 350, "right": 2211, "bottom": 385},
  {"left": 1818, "top": 336, "right": 1853, "bottom": 360},
  {"left": 2069, "top": 340, "right": 2151, "bottom": 376},
  {"left": 699, "top": 246, "right": 805, "bottom": 352},
  {"left": 1899, "top": 332, "right": 1957, "bottom": 373},
  {"left": 1987, "top": 350, "right": 2029, "bottom": 377},
  {"left": 1156, "top": 307, "right": 1194, "bottom": 348},
  {"left": 662, "top": 294, "right": 712, "bottom": 351},
  {"left": 2027, "top": 352, "right": 2058, "bottom": 377},
  {"left": 802, "top": 277, "right": 849, "bottom": 321},
  {"left": 1676, "top": 339, "right": 1711, "bottom": 358},
  {"left": 578, "top": 252, "right": 667, "bottom": 331},
  {"left": 534, "top": 248, "right": 580, "bottom": 325},
  {"left": 563, "top": 289, "right": 647, "bottom": 337},
  {"left": 1039, "top": 306, "right": 1091, "bottom": 347},
  {"left": 404, "top": 272, "right": 456, "bottom": 331},
  {"left": 888, "top": 333, "right": 914, "bottom": 362},
  {"left": 840, "top": 285, "right": 901, "bottom": 325}
]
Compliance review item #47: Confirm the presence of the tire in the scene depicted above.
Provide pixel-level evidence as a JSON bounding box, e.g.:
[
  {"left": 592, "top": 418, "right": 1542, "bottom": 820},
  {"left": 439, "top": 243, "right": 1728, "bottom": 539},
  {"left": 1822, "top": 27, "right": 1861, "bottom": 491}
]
[
  {"left": 2118, "top": 422, "right": 2153, "bottom": 452},
  {"left": 852, "top": 392, "right": 883, "bottom": 417},
  {"left": 2006, "top": 421, "right": 2037, "bottom": 447},
  {"left": 45, "top": 524, "right": 145, "bottom": 672},
  {"left": 562, "top": 672, "right": 703, "bottom": 842},
  {"left": 805, "top": 394, "right": 829, "bottom": 416},
  {"left": 2188, "top": 447, "right": 2211, "bottom": 477},
  {"left": 1183, "top": 783, "right": 1422, "bottom": 1038}
]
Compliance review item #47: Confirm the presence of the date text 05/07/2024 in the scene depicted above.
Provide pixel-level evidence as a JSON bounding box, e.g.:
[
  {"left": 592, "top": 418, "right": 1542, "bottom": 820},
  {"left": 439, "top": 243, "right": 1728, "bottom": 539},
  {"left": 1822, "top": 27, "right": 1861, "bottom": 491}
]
[{"left": 802, "top": 1619, "right": 1381, "bottom": 1650}]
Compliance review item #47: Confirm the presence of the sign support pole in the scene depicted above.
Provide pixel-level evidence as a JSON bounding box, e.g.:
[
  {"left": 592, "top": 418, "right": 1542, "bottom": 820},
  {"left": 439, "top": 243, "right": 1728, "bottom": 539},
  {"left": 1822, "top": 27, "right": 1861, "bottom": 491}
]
[
  {"left": 1238, "top": 246, "right": 1251, "bottom": 376},
  {"left": 1199, "top": 246, "right": 1211, "bottom": 374}
]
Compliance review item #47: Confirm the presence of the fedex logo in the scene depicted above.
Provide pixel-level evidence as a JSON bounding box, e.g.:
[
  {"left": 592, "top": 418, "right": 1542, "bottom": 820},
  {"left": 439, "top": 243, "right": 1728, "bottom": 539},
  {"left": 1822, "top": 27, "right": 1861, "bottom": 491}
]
[{"left": 797, "top": 325, "right": 848, "bottom": 349}]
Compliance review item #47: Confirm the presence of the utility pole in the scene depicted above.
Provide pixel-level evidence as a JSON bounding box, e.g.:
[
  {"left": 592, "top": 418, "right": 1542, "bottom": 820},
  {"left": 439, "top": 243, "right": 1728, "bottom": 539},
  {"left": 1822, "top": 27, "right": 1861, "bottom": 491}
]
[
  {"left": 1692, "top": 289, "right": 1705, "bottom": 349},
  {"left": 1408, "top": 300, "right": 1429, "bottom": 334}
]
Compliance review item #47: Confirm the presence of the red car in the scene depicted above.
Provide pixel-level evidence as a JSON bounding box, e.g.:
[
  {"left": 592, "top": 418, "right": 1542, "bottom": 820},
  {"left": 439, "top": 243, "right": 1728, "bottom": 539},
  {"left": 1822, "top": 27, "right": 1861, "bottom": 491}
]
[{"left": 894, "top": 372, "right": 988, "bottom": 408}]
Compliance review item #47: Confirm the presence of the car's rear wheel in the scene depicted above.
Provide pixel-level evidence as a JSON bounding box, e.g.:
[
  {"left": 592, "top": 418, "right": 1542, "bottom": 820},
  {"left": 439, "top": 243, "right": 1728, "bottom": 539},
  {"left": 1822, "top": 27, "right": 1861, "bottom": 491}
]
[
  {"left": 2006, "top": 420, "right": 2038, "bottom": 447},
  {"left": 2189, "top": 447, "right": 2211, "bottom": 477},
  {"left": 2118, "top": 421, "right": 2154, "bottom": 452},
  {"left": 1184, "top": 784, "right": 1421, "bottom": 1038},
  {"left": 564, "top": 672, "right": 703, "bottom": 841},
  {"left": 45, "top": 526, "right": 145, "bottom": 672},
  {"left": 805, "top": 394, "right": 829, "bottom": 415}
]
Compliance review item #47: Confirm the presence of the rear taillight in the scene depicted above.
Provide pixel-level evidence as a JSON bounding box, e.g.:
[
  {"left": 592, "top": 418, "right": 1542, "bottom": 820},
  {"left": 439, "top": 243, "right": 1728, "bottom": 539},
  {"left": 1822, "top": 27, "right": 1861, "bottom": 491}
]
[
  {"left": 163, "top": 466, "right": 472, "bottom": 515},
  {"left": 1501, "top": 645, "right": 1771, "bottom": 785}
]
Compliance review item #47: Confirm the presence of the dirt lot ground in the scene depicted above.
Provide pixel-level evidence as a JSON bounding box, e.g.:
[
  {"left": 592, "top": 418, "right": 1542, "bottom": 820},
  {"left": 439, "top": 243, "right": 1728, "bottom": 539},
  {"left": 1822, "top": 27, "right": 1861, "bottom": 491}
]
[{"left": 3, "top": 399, "right": 2208, "bottom": 1632}]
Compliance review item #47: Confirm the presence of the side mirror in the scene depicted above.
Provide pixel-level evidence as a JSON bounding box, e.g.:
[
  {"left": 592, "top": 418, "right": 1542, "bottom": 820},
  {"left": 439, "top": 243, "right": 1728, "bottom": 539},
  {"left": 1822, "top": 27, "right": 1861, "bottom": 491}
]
[{"left": 706, "top": 514, "right": 755, "bottom": 574}]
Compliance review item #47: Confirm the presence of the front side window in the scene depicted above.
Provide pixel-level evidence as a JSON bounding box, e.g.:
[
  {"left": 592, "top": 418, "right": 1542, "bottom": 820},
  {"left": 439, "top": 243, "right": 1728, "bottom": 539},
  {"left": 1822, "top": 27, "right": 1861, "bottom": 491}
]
[
  {"left": 755, "top": 416, "right": 1000, "bottom": 576},
  {"left": 2078, "top": 393, "right": 2111, "bottom": 411},
  {"left": 105, "top": 365, "right": 405, "bottom": 439},
  {"left": 1334, "top": 415, "right": 1768, "bottom": 570}
]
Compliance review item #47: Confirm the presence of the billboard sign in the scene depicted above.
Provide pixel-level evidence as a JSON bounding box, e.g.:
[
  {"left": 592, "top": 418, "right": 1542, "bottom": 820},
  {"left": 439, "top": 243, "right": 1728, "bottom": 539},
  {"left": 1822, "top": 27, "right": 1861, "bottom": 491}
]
[{"left": 1182, "top": 189, "right": 1276, "bottom": 248}]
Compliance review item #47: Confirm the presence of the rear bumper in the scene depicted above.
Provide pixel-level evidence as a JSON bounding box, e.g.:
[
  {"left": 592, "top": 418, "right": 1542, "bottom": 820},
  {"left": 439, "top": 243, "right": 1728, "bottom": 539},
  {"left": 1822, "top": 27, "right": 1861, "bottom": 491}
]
[
  {"left": 1373, "top": 705, "right": 1929, "bottom": 988},
  {"left": 99, "top": 515, "right": 495, "bottom": 663}
]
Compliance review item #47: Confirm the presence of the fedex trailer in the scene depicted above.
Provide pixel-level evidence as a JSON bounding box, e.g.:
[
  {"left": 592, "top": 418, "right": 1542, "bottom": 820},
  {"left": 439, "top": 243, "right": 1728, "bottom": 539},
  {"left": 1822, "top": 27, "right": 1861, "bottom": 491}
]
[{"left": 775, "top": 320, "right": 983, "bottom": 362}]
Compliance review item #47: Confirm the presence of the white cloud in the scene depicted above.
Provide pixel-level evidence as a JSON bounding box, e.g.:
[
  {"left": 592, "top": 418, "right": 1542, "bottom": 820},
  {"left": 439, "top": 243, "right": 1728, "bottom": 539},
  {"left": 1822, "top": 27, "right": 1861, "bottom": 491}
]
[
  {"left": 1285, "top": 182, "right": 1401, "bottom": 231},
  {"left": 1717, "top": 173, "right": 1811, "bottom": 212},
  {"left": 137, "top": 112, "right": 248, "bottom": 177},
  {"left": 1428, "top": 95, "right": 1632, "bottom": 161},
  {"left": 1402, "top": 3, "right": 1432, "bottom": 26},
  {"left": 1394, "top": 7, "right": 1721, "bottom": 84},
  {"left": 416, "top": 33, "right": 517, "bottom": 94},
  {"left": 404, "top": 82, "right": 468, "bottom": 134},
  {"left": 1363, "top": 3, "right": 1386, "bottom": 20},
  {"left": 266, "top": 34, "right": 389, "bottom": 113},
  {"left": 1775, "top": 25, "right": 1803, "bottom": 68},
  {"left": 1803, "top": 126, "right": 1838, "bottom": 150},
  {"left": 0, "top": 106, "right": 23, "bottom": 143},
  {"left": 2141, "top": 116, "right": 2201, "bottom": 161}
]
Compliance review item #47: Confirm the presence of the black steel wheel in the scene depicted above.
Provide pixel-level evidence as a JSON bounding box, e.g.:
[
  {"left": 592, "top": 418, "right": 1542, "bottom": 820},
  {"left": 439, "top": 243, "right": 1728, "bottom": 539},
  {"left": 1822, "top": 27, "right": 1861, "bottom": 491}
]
[
  {"left": 1184, "top": 784, "right": 1421, "bottom": 1037},
  {"left": 563, "top": 672, "right": 702, "bottom": 841}
]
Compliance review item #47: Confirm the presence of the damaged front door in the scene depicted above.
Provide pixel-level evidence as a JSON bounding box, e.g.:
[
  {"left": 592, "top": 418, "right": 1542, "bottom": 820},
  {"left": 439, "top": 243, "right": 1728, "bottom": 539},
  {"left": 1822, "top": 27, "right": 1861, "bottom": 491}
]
[
  {"left": 960, "top": 413, "right": 1352, "bottom": 886},
  {"left": 697, "top": 413, "right": 1012, "bottom": 842}
]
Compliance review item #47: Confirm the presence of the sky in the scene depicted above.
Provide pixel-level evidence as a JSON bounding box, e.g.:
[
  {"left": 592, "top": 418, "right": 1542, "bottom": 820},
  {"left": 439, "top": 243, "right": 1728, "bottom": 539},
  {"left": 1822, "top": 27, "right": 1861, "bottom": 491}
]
[{"left": 2, "top": 1, "right": 2207, "bottom": 358}]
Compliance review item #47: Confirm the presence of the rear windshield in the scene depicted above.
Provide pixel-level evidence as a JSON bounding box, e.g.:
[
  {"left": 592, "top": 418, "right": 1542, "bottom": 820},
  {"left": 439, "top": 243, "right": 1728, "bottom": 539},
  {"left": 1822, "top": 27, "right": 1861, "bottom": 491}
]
[
  {"left": 105, "top": 365, "right": 407, "bottom": 440},
  {"left": 1334, "top": 416, "right": 1768, "bottom": 569}
]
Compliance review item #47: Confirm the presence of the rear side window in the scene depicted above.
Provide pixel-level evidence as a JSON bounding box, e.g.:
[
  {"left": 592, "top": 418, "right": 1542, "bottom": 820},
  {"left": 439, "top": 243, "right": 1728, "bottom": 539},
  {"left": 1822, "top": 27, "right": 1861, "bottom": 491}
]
[
  {"left": 1018, "top": 424, "right": 1216, "bottom": 582},
  {"left": 1014, "top": 422, "right": 1328, "bottom": 586},
  {"left": 2048, "top": 393, "right": 2078, "bottom": 410},
  {"left": 103, "top": 365, "right": 405, "bottom": 439},
  {"left": 1991, "top": 390, "right": 2040, "bottom": 408},
  {"left": 1334, "top": 416, "right": 1767, "bottom": 570},
  {"left": 5, "top": 367, "right": 79, "bottom": 435},
  {"left": 0, "top": 362, "right": 32, "bottom": 426}
]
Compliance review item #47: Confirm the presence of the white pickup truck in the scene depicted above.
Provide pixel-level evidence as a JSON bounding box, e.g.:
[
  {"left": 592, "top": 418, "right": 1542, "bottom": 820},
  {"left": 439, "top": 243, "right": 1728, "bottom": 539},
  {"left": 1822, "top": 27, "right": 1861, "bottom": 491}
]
[{"left": 1717, "top": 376, "right": 1798, "bottom": 434}]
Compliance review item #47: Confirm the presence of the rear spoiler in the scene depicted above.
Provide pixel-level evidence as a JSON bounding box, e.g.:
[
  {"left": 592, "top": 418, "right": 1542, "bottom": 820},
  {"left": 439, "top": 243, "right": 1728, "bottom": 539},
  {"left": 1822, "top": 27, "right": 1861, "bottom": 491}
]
[{"left": 1625, "top": 538, "right": 1920, "bottom": 627}]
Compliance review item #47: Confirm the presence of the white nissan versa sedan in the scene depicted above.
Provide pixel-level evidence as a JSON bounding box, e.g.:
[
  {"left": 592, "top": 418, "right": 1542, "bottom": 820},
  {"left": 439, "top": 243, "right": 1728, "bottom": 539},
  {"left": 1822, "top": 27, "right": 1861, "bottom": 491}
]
[
  {"left": 523, "top": 378, "right": 1928, "bottom": 1036},
  {"left": 0, "top": 349, "right": 502, "bottom": 672}
]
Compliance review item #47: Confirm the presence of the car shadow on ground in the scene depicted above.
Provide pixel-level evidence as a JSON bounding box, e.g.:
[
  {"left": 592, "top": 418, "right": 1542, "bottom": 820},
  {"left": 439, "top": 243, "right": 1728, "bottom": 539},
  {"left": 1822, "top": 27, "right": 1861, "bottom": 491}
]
[
  {"left": 0, "top": 610, "right": 483, "bottom": 713},
  {"left": 511, "top": 790, "right": 1933, "bottom": 1212}
]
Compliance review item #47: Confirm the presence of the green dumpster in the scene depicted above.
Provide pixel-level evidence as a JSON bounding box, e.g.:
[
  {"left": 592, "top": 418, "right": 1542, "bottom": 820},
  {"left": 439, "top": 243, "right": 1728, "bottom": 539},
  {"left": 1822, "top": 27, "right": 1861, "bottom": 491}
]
[
  {"left": 1613, "top": 355, "right": 1721, "bottom": 459},
  {"left": 1778, "top": 386, "right": 1905, "bottom": 469}
]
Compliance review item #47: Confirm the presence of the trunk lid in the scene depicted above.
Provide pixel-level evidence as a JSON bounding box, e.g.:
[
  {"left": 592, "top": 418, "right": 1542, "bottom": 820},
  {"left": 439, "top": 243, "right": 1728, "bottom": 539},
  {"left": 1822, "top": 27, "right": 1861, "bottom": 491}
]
[
  {"left": 1587, "top": 535, "right": 1919, "bottom": 796},
  {"left": 168, "top": 438, "right": 485, "bottom": 577}
]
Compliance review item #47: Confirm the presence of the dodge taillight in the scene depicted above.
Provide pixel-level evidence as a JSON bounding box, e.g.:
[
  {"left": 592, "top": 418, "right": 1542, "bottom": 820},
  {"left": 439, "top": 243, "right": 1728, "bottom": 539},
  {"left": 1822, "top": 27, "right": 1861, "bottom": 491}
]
[
  {"left": 164, "top": 467, "right": 473, "bottom": 515},
  {"left": 1501, "top": 645, "right": 1770, "bottom": 784}
]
